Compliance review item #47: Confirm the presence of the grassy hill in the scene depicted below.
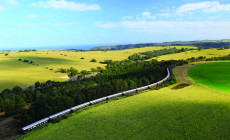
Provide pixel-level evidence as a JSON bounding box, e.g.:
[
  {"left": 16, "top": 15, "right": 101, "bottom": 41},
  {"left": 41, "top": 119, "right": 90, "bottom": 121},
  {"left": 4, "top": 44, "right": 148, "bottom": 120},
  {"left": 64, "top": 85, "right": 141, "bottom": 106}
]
[
  {"left": 21, "top": 62, "right": 230, "bottom": 139},
  {"left": 91, "top": 40, "right": 230, "bottom": 50},
  {"left": 155, "top": 48, "right": 230, "bottom": 61},
  {"left": 0, "top": 46, "right": 194, "bottom": 91},
  {"left": 188, "top": 61, "right": 230, "bottom": 92}
]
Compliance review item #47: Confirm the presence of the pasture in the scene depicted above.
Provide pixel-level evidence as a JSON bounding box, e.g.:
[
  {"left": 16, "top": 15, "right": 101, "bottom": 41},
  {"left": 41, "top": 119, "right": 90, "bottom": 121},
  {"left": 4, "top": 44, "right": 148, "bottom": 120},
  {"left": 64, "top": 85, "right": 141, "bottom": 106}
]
[
  {"left": 156, "top": 48, "right": 230, "bottom": 61},
  {"left": 21, "top": 82, "right": 230, "bottom": 139},
  {"left": 188, "top": 61, "right": 230, "bottom": 92},
  {"left": 0, "top": 46, "right": 194, "bottom": 91}
]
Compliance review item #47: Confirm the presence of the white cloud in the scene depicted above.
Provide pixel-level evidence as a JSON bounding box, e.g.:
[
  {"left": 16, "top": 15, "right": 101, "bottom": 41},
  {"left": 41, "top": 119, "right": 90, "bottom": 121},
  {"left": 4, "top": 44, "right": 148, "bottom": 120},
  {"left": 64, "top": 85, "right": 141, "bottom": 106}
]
[
  {"left": 95, "top": 21, "right": 230, "bottom": 35},
  {"left": 176, "top": 1, "right": 230, "bottom": 16},
  {"left": 5, "top": 0, "right": 19, "bottom": 5},
  {"left": 121, "top": 16, "right": 133, "bottom": 20},
  {"left": 138, "top": 11, "right": 156, "bottom": 20},
  {"left": 0, "top": 5, "right": 6, "bottom": 10},
  {"left": 31, "top": 0, "right": 101, "bottom": 11},
  {"left": 142, "top": 12, "right": 151, "bottom": 17},
  {"left": 26, "top": 15, "right": 40, "bottom": 18}
]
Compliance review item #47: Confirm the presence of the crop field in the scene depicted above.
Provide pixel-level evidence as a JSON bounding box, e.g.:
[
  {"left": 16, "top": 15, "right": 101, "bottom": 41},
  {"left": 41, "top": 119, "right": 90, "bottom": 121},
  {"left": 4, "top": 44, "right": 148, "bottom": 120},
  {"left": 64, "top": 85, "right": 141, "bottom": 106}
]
[
  {"left": 0, "top": 46, "right": 194, "bottom": 91},
  {"left": 188, "top": 61, "right": 230, "bottom": 92},
  {"left": 156, "top": 48, "right": 230, "bottom": 61},
  {"left": 21, "top": 82, "right": 230, "bottom": 139}
]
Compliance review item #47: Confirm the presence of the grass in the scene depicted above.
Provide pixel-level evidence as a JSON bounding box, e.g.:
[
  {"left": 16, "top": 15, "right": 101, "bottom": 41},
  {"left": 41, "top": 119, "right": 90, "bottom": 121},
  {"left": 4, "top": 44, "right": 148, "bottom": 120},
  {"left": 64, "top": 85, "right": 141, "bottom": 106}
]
[
  {"left": 20, "top": 83, "right": 230, "bottom": 139},
  {"left": 14, "top": 48, "right": 230, "bottom": 139},
  {"left": 188, "top": 61, "right": 230, "bottom": 92},
  {"left": 0, "top": 58, "right": 65, "bottom": 91},
  {"left": 0, "top": 46, "right": 195, "bottom": 91},
  {"left": 156, "top": 48, "right": 230, "bottom": 61}
]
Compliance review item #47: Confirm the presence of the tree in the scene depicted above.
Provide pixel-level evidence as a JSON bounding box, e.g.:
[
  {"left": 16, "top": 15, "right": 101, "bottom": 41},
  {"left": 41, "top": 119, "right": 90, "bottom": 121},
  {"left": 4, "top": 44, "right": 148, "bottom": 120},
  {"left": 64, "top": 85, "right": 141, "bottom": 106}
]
[
  {"left": 96, "top": 67, "right": 103, "bottom": 72},
  {"left": 90, "top": 68, "right": 97, "bottom": 74},
  {"left": 35, "top": 82, "right": 41, "bottom": 88},
  {"left": 68, "top": 67, "right": 78, "bottom": 77},
  {"left": 12, "top": 86, "right": 22, "bottom": 95},
  {"left": 90, "top": 58, "right": 97, "bottom": 62},
  {"left": 80, "top": 70, "right": 90, "bottom": 78}
]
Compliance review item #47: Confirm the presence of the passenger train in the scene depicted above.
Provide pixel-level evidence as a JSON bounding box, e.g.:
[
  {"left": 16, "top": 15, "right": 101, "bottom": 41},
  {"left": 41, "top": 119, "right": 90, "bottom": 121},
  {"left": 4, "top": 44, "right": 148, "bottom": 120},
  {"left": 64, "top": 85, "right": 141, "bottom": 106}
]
[{"left": 22, "top": 68, "right": 170, "bottom": 133}]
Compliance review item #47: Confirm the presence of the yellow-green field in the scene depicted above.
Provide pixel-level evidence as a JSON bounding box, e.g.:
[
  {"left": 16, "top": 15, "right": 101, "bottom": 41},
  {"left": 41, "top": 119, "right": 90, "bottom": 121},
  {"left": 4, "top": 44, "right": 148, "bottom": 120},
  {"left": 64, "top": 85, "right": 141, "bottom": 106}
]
[
  {"left": 21, "top": 81, "right": 230, "bottom": 139},
  {"left": 156, "top": 48, "right": 230, "bottom": 61},
  {"left": 0, "top": 46, "right": 194, "bottom": 91}
]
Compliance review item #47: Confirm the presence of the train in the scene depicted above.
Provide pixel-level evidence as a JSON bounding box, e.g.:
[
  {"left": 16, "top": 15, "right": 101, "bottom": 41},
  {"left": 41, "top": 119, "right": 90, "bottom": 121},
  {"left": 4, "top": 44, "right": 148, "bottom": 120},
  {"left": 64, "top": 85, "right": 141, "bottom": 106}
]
[{"left": 22, "top": 68, "right": 170, "bottom": 133}]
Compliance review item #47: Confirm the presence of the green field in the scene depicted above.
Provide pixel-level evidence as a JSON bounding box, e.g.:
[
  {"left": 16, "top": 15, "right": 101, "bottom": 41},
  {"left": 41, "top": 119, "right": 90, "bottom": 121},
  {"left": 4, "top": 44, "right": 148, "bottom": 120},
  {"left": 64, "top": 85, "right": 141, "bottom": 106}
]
[
  {"left": 188, "top": 62, "right": 230, "bottom": 92},
  {"left": 0, "top": 46, "right": 195, "bottom": 91},
  {"left": 21, "top": 83, "right": 230, "bottom": 139},
  {"left": 156, "top": 48, "right": 230, "bottom": 61}
]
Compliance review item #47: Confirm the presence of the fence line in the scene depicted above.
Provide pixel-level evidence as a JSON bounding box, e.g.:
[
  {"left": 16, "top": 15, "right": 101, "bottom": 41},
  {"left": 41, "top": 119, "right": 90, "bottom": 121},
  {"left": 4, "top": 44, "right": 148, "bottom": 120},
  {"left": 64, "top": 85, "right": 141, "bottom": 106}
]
[{"left": 22, "top": 68, "right": 170, "bottom": 133}]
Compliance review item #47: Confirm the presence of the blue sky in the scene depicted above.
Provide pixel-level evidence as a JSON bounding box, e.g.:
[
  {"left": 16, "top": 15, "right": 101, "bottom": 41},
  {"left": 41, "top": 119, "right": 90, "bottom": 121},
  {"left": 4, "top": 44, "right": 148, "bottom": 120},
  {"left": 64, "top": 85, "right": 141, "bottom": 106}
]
[{"left": 1, "top": 0, "right": 230, "bottom": 49}]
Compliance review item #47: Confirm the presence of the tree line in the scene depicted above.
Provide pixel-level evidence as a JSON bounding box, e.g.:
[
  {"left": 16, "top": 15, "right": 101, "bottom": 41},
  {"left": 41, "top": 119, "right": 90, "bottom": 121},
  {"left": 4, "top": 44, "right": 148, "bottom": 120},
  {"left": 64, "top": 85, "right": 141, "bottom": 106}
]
[
  {"left": 0, "top": 59, "right": 185, "bottom": 126},
  {"left": 128, "top": 47, "right": 193, "bottom": 61}
]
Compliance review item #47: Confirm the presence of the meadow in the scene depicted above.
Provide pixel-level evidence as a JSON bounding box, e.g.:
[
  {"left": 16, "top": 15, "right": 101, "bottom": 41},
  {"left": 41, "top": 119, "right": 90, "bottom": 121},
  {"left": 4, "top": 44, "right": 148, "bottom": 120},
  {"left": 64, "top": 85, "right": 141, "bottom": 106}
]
[
  {"left": 188, "top": 61, "right": 230, "bottom": 92},
  {"left": 21, "top": 83, "right": 230, "bottom": 139},
  {"left": 156, "top": 48, "right": 230, "bottom": 61},
  {"left": 0, "top": 46, "right": 194, "bottom": 91},
  {"left": 16, "top": 51, "right": 230, "bottom": 139}
]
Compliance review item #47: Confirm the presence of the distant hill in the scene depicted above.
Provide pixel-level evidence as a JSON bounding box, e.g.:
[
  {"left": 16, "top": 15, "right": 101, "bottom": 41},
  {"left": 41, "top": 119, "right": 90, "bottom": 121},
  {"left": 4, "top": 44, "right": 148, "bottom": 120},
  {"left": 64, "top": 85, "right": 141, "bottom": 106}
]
[{"left": 90, "top": 39, "right": 230, "bottom": 50}]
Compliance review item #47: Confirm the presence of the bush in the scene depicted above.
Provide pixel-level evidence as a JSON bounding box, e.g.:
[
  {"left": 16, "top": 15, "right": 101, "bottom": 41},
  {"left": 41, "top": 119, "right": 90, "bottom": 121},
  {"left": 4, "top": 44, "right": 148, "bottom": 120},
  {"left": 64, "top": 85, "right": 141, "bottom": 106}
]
[
  {"left": 80, "top": 57, "right": 84, "bottom": 59},
  {"left": 90, "top": 58, "right": 97, "bottom": 62},
  {"left": 23, "top": 59, "right": 29, "bottom": 63}
]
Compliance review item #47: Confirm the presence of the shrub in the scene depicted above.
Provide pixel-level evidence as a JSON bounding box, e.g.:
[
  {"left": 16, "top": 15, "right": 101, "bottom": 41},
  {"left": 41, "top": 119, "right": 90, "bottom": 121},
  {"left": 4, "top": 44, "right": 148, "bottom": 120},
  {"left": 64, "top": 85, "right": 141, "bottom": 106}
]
[
  {"left": 90, "top": 58, "right": 97, "bottom": 62},
  {"left": 23, "top": 59, "right": 29, "bottom": 63}
]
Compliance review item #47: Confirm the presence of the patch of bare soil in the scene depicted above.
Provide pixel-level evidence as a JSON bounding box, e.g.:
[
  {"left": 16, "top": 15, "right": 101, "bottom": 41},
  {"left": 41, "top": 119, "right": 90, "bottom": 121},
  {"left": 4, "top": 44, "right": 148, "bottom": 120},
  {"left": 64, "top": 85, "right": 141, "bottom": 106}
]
[
  {"left": 172, "top": 62, "right": 207, "bottom": 85},
  {"left": 171, "top": 84, "right": 190, "bottom": 90}
]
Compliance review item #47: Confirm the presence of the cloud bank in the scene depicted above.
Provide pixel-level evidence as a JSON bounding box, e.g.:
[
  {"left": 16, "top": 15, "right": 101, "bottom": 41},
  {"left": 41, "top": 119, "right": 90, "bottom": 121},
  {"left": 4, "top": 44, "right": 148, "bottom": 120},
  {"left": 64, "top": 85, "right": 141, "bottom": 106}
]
[{"left": 31, "top": 0, "right": 101, "bottom": 11}]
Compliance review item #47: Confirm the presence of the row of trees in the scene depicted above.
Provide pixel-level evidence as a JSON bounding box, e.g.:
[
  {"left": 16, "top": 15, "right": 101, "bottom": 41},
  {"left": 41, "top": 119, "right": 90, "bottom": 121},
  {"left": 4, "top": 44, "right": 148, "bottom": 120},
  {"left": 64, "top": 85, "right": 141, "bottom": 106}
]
[
  {"left": 128, "top": 47, "right": 193, "bottom": 61},
  {"left": 0, "top": 59, "right": 184, "bottom": 126}
]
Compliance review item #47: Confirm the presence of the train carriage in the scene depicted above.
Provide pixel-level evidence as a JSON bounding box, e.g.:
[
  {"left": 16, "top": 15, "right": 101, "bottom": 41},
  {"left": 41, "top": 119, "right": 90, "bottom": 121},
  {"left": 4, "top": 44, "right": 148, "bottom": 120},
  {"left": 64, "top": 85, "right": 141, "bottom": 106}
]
[
  {"left": 107, "top": 92, "right": 123, "bottom": 99},
  {"left": 90, "top": 97, "right": 107, "bottom": 105}
]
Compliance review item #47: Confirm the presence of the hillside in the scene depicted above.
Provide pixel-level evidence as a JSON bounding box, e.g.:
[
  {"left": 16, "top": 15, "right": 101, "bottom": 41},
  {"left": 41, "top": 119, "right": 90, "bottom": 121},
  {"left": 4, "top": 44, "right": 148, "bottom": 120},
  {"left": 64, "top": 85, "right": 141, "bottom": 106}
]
[
  {"left": 0, "top": 46, "right": 194, "bottom": 91},
  {"left": 21, "top": 62, "right": 230, "bottom": 139},
  {"left": 90, "top": 40, "right": 230, "bottom": 50}
]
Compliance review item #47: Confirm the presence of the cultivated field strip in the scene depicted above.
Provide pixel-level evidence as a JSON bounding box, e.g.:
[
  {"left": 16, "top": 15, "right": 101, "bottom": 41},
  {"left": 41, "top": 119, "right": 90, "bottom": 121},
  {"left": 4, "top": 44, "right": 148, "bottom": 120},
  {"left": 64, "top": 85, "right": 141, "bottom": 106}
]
[{"left": 22, "top": 68, "right": 170, "bottom": 133}]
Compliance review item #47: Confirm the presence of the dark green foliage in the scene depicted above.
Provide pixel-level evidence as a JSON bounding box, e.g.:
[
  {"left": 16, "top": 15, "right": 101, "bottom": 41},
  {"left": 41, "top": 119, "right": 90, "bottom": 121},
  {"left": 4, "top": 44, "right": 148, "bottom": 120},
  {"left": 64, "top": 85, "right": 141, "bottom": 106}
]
[
  {"left": 90, "top": 58, "right": 97, "bottom": 62},
  {"left": 0, "top": 59, "right": 188, "bottom": 126},
  {"left": 56, "top": 67, "right": 78, "bottom": 77},
  {"left": 128, "top": 47, "right": 192, "bottom": 60},
  {"left": 5, "top": 53, "right": 8, "bottom": 56},
  {"left": 19, "top": 49, "right": 37, "bottom": 52},
  {"left": 91, "top": 40, "right": 230, "bottom": 50},
  {"left": 23, "top": 60, "right": 29, "bottom": 63},
  {"left": 56, "top": 68, "right": 67, "bottom": 73},
  {"left": 35, "top": 82, "right": 41, "bottom": 88},
  {"left": 68, "top": 67, "right": 78, "bottom": 77}
]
